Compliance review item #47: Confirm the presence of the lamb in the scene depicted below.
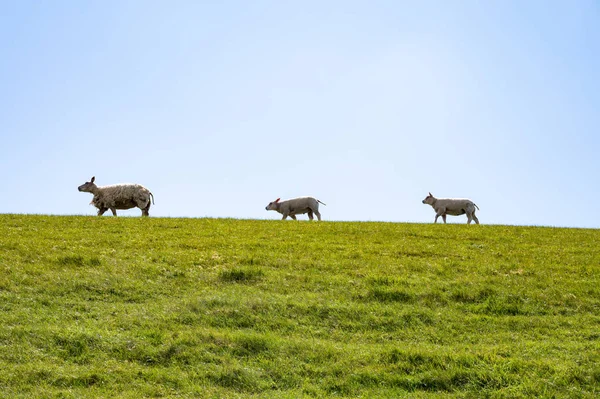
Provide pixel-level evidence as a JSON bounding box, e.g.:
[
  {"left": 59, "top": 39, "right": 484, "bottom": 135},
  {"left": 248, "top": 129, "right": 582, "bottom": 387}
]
[
  {"left": 422, "top": 192, "right": 480, "bottom": 224},
  {"left": 265, "top": 197, "right": 326, "bottom": 221},
  {"left": 78, "top": 176, "right": 155, "bottom": 217}
]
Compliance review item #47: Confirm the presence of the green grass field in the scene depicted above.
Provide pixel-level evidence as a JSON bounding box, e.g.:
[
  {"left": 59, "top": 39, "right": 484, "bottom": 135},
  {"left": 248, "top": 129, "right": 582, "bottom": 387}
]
[{"left": 1, "top": 215, "right": 599, "bottom": 398}]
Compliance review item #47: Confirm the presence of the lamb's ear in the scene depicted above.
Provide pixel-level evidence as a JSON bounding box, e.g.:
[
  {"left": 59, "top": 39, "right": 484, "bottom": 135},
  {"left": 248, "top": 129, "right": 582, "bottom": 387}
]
[
  {"left": 91, "top": 176, "right": 96, "bottom": 183},
  {"left": 275, "top": 198, "right": 280, "bottom": 203},
  {"left": 428, "top": 192, "right": 432, "bottom": 197}
]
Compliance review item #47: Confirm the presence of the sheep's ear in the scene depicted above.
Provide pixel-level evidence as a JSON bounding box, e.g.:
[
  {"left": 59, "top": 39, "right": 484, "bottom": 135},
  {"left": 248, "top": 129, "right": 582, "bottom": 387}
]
[
  {"left": 428, "top": 192, "right": 432, "bottom": 197},
  {"left": 275, "top": 198, "right": 280, "bottom": 203},
  {"left": 91, "top": 176, "right": 95, "bottom": 183}
]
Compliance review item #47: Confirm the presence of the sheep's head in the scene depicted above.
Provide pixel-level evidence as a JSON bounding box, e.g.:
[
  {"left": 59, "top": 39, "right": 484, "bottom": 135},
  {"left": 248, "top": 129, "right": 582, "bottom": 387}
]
[
  {"left": 422, "top": 192, "right": 435, "bottom": 205},
  {"left": 265, "top": 198, "right": 280, "bottom": 211},
  {"left": 78, "top": 176, "right": 97, "bottom": 193}
]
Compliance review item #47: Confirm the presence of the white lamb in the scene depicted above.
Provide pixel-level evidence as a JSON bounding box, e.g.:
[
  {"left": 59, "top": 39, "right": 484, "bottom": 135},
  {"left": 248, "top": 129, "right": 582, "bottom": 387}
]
[
  {"left": 265, "top": 197, "right": 326, "bottom": 221},
  {"left": 78, "top": 176, "right": 155, "bottom": 217},
  {"left": 422, "top": 192, "right": 480, "bottom": 224}
]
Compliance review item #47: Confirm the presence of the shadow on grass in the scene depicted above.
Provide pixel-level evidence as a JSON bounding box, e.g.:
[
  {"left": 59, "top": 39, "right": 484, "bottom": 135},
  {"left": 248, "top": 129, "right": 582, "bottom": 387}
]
[
  {"left": 56, "top": 255, "right": 101, "bottom": 267},
  {"left": 219, "top": 268, "right": 264, "bottom": 283}
]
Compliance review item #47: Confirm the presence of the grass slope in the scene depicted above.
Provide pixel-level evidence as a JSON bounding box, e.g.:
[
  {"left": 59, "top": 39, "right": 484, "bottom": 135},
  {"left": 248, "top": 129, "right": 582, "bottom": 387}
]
[{"left": 0, "top": 215, "right": 599, "bottom": 398}]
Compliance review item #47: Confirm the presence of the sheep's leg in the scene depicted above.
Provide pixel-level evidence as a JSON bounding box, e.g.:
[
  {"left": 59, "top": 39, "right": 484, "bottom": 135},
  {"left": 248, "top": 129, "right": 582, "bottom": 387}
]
[
  {"left": 97, "top": 207, "right": 108, "bottom": 216},
  {"left": 290, "top": 214, "right": 297, "bottom": 220},
  {"left": 137, "top": 199, "right": 150, "bottom": 217},
  {"left": 466, "top": 214, "right": 472, "bottom": 224},
  {"left": 472, "top": 212, "right": 479, "bottom": 225},
  {"left": 314, "top": 210, "right": 321, "bottom": 221},
  {"left": 435, "top": 209, "right": 444, "bottom": 223},
  {"left": 307, "top": 211, "right": 314, "bottom": 221},
  {"left": 110, "top": 208, "right": 117, "bottom": 216},
  {"left": 281, "top": 214, "right": 288, "bottom": 220}
]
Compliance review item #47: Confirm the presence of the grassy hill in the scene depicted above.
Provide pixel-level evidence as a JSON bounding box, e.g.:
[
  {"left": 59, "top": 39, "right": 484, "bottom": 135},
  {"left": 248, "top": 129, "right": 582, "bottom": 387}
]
[{"left": 1, "top": 215, "right": 599, "bottom": 398}]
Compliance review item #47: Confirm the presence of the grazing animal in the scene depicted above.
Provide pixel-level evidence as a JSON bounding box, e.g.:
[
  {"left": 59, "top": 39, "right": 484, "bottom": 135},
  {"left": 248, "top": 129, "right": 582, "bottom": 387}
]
[
  {"left": 422, "top": 192, "right": 480, "bottom": 224},
  {"left": 78, "top": 176, "right": 155, "bottom": 217},
  {"left": 265, "top": 197, "right": 326, "bottom": 221}
]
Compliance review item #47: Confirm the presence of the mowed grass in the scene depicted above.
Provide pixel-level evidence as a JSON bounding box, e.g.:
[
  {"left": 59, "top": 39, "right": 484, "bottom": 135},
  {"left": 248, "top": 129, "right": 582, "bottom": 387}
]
[{"left": 0, "top": 215, "right": 599, "bottom": 398}]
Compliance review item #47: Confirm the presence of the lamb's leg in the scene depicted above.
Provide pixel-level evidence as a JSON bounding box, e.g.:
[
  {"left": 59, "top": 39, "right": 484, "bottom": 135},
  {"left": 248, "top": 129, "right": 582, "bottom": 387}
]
[
  {"left": 110, "top": 208, "right": 117, "bottom": 216},
  {"left": 307, "top": 211, "right": 314, "bottom": 221},
  {"left": 442, "top": 214, "right": 447, "bottom": 224},
  {"left": 290, "top": 214, "right": 297, "bottom": 220},
  {"left": 97, "top": 207, "right": 108, "bottom": 216},
  {"left": 472, "top": 213, "right": 479, "bottom": 225},
  {"left": 466, "top": 213, "right": 472, "bottom": 224},
  {"left": 281, "top": 214, "right": 288, "bottom": 220},
  {"left": 314, "top": 210, "right": 321, "bottom": 221},
  {"left": 141, "top": 203, "right": 151, "bottom": 217}
]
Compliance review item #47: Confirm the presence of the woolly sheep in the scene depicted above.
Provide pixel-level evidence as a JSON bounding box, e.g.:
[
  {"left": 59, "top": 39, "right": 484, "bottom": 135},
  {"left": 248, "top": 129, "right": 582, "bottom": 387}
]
[
  {"left": 265, "top": 197, "right": 326, "bottom": 221},
  {"left": 78, "top": 176, "right": 155, "bottom": 217},
  {"left": 422, "top": 192, "right": 479, "bottom": 224}
]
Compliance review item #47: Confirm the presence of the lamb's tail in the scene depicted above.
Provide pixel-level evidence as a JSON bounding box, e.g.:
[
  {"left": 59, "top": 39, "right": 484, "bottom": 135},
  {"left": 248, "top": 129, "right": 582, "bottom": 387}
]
[
  {"left": 150, "top": 192, "right": 155, "bottom": 205},
  {"left": 317, "top": 199, "right": 326, "bottom": 206},
  {"left": 474, "top": 203, "right": 479, "bottom": 210}
]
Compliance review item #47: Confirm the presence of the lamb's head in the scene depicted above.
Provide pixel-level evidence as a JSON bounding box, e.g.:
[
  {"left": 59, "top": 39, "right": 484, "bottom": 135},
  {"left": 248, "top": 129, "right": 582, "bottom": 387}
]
[
  {"left": 422, "top": 192, "right": 436, "bottom": 205},
  {"left": 265, "top": 198, "right": 280, "bottom": 211},
  {"left": 78, "top": 176, "right": 98, "bottom": 194}
]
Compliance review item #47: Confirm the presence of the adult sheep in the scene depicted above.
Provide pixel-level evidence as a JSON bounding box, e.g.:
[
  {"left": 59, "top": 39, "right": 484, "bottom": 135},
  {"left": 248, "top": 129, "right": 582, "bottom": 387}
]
[
  {"left": 422, "top": 192, "right": 480, "bottom": 224},
  {"left": 78, "top": 176, "right": 155, "bottom": 217},
  {"left": 265, "top": 197, "right": 326, "bottom": 221}
]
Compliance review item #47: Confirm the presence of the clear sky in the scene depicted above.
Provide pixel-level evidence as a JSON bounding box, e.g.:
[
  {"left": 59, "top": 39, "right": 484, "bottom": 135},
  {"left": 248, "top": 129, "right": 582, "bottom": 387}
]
[{"left": 1, "top": 1, "right": 599, "bottom": 227}]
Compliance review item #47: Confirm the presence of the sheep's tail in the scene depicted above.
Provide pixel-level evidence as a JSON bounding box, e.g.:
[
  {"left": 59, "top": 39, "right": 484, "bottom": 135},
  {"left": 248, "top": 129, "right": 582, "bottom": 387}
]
[
  {"left": 317, "top": 199, "right": 326, "bottom": 206},
  {"left": 474, "top": 203, "right": 479, "bottom": 210},
  {"left": 150, "top": 192, "right": 155, "bottom": 205}
]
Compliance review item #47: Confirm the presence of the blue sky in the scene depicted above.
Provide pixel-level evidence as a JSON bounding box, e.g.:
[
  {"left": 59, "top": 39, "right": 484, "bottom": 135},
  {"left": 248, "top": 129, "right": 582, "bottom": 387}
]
[{"left": 1, "top": 1, "right": 599, "bottom": 227}]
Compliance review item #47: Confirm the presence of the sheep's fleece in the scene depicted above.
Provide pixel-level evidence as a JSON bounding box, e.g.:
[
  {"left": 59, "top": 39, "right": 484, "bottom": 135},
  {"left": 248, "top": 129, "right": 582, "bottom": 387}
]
[{"left": 78, "top": 176, "right": 155, "bottom": 217}]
